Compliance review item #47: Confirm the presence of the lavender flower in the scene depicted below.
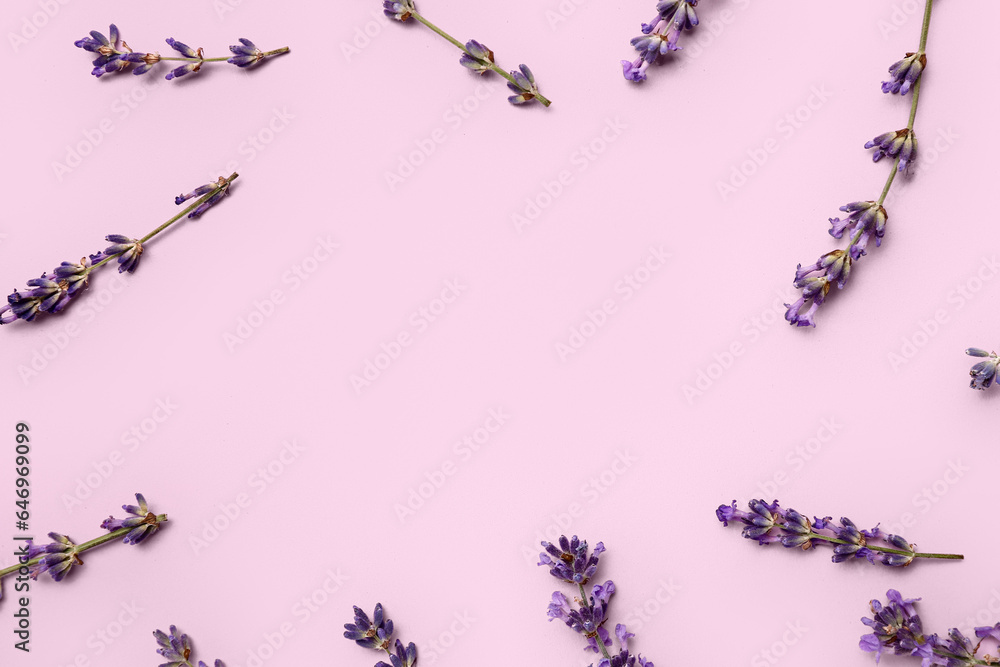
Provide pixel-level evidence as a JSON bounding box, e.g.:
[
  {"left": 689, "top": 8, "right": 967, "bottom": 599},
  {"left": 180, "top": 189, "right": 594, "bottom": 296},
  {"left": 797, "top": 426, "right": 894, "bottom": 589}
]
[
  {"left": 154, "top": 625, "right": 225, "bottom": 667},
  {"left": 621, "top": 0, "right": 699, "bottom": 83},
  {"left": 786, "top": 0, "right": 934, "bottom": 327},
  {"left": 865, "top": 129, "right": 917, "bottom": 172},
  {"left": 717, "top": 499, "right": 962, "bottom": 567},
  {"left": 539, "top": 536, "right": 653, "bottom": 667},
  {"left": 0, "top": 493, "right": 168, "bottom": 600},
  {"left": 965, "top": 348, "right": 1000, "bottom": 390},
  {"left": 882, "top": 52, "right": 926, "bottom": 95},
  {"left": 0, "top": 175, "right": 237, "bottom": 326},
  {"left": 74, "top": 25, "right": 288, "bottom": 79},
  {"left": 860, "top": 590, "right": 1000, "bottom": 667},
  {"left": 344, "top": 604, "right": 417, "bottom": 667},
  {"left": 382, "top": 1, "right": 551, "bottom": 107}
]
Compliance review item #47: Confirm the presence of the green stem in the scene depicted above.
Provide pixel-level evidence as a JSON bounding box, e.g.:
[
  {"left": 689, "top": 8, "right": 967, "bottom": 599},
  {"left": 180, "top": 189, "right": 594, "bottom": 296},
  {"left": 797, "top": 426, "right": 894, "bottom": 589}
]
[
  {"left": 0, "top": 514, "right": 168, "bottom": 579},
  {"left": 806, "top": 533, "right": 963, "bottom": 560},
  {"left": 409, "top": 12, "right": 552, "bottom": 107},
  {"left": 158, "top": 47, "right": 289, "bottom": 63},
  {"left": 89, "top": 173, "right": 238, "bottom": 273},
  {"left": 578, "top": 583, "right": 612, "bottom": 660}
]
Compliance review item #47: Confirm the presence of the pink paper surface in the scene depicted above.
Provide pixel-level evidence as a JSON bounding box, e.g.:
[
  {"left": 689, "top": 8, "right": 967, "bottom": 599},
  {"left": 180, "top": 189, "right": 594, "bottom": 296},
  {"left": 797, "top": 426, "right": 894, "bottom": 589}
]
[{"left": 1, "top": 0, "right": 998, "bottom": 665}]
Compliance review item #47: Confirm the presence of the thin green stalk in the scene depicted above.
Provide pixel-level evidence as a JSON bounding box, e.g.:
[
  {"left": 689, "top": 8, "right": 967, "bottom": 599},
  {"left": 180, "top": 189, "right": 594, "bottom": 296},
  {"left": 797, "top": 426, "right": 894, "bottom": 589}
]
[
  {"left": 0, "top": 514, "right": 168, "bottom": 580},
  {"left": 806, "top": 532, "right": 963, "bottom": 560},
  {"left": 409, "top": 11, "right": 552, "bottom": 107},
  {"left": 158, "top": 46, "right": 290, "bottom": 63},
  {"left": 89, "top": 172, "right": 238, "bottom": 273}
]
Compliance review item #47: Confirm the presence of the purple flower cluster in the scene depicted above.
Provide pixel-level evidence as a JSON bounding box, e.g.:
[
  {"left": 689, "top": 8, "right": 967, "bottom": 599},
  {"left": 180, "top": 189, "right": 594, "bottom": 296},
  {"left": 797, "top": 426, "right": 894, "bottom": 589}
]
[
  {"left": 381, "top": 1, "right": 550, "bottom": 107},
  {"left": 343, "top": 604, "right": 417, "bottom": 667},
  {"left": 539, "top": 536, "right": 654, "bottom": 667},
  {"left": 965, "top": 348, "right": 1000, "bottom": 390},
  {"left": 621, "top": 0, "right": 699, "bottom": 82},
  {"left": 74, "top": 24, "right": 288, "bottom": 79},
  {"left": 154, "top": 625, "right": 225, "bottom": 667},
  {"left": 1, "top": 178, "right": 234, "bottom": 326},
  {"left": 861, "top": 590, "right": 1000, "bottom": 666},
  {"left": 717, "top": 499, "right": 962, "bottom": 567}
]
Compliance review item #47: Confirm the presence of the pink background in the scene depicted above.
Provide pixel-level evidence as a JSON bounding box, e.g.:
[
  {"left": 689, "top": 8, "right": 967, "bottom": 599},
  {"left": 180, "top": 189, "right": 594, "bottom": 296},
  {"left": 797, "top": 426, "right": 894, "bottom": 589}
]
[{"left": 2, "top": 0, "right": 999, "bottom": 665}]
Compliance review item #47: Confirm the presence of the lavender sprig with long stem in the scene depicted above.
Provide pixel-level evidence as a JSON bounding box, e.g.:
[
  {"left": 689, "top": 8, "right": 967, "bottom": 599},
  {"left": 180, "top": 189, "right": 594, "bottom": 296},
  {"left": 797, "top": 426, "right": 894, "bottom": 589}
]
[
  {"left": 344, "top": 603, "right": 417, "bottom": 667},
  {"left": 153, "top": 625, "right": 224, "bottom": 667},
  {"left": 621, "top": 0, "right": 701, "bottom": 82},
  {"left": 965, "top": 348, "right": 1000, "bottom": 390},
  {"left": 785, "top": 0, "right": 935, "bottom": 327},
  {"left": 717, "top": 499, "right": 962, "bottom": 567},
  {"left": 0, "top": 493, "right": 167, "bottom": 601},
  {"left": 74, "top": 24, "right": 289, "bottom": 79},
  {"left": 860, "top": 590, "right": 1000, "bottom": 666},
  {"left": 382, "top": 1, "right": 551, "bottom": 107},
  {"left": 539, "top": 535, "right": 654, "bottom": 667},
  {"left": 1, "top": 174, "right": 237, "bottom": 326}
]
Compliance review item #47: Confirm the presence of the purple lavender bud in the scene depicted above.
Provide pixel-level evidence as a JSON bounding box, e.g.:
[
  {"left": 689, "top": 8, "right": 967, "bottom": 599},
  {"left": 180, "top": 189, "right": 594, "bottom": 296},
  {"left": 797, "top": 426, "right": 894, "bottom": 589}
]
[
  {"left": 7, "top": 288, "right": 44, "bottom": 322},
  {"left": 383, "top": 0, "right": 416, "bottom": 21},
  {"left": 120, "top": 51, "right": 161, "bottom": 75},
  {"left": 507, "top": 64, "right": 542, "bottom": 105},
  {"left": 165, "top": 37, "right": 198, "bottom": 58},
  {"left": 623, "top": 1, "right": 698, "bottom": 82},
  {"left": 165, "top": 62, "right": 201, "bottom": 80},
  {"left": 25, "top": 533, "right": 79, "bottom": 582},
  {"left": 374, "top": 639, "right": 416, "bottom": 667},
  {"left": 779, "top": 508, "right": 815, "bottom": 549},
  {"left": 621, "top": 57, "right": 649, "bottom": 82},
  {"left": 228, "top": 38, "right": 264, "bottom": 68},
  {"left": 188, "top": 188, "right": 228, "bottom": 219},
  {"left": 865, "top": 129, "right": 917, "bottom": 172},
  {"left": 882, "top": 52, "right": 926, "bottom": 95},
  {"left": 459, "top": 40, "right": 495, "bottom": 75},
  {"left": 966, "top": 348, "right": 1000, "bottom": 390},
  {"left": 975, "top": 623, "right": 1000, "bottom": 643},
  {"left": 538, "top": 535, "right": 605, "bottom": 584},
  {"left": 881, "top": 534, "right": 915, "bottom": 567},
  {"left": 940, "top": 628, "right": 978, "bottom": 663},
  {"left": 344, "top": 603, "right": 394, "bottom": 651},
  {"left": 100, "top": 493, "right": 165, "bottom": 544},
  {"left": 175, "top": 183, "right": 218, "bottom": 205},
  {"left": 104, "top": 235, "right": 144, "bottom": 273}
]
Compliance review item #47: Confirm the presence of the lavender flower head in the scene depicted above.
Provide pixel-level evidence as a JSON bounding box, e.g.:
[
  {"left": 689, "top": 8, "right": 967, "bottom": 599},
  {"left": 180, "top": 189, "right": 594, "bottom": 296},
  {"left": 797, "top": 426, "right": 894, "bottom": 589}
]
[
  {"left": 344, "top": 603, "right": 417, "bottom": 667},
  {"left": 539, "top": 536, "right": 653, "bottom": 667},
  {"left": 507, "top": 65, "right": 543, "bottom": 106},
  {"left": 622, "top": 0, "right": 699, "bottom": 83},
  {"left": 865, "top": 129, "right": 917, "bottom": 172},
  {"left": 154, "top": 625, "right": 225, "bottom": 667},
  {"left": 383, "top": 0, "right": 416, "bottom": 21},
  {"left": 100, "top": 492, "right": 165, "bottom": 544},
  {"left": 459, "top": 40, "right": 494, "bottom": 75},
  {"left": 966, "top": 348, "right": 1000, "bottom": 390},
  {"left": 25, "top": 533, "right": 80, "bottom": 582},
  {"left": 717, "top": 499, "right": 962, "bottom": 567},
  {"left": 882, "top": 52, "right": 926, "bottom": 95}
]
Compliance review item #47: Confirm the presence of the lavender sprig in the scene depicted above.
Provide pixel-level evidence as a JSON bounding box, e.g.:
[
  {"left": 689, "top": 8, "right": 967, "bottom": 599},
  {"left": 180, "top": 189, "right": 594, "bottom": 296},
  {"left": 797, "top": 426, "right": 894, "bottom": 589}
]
[
  {"left": 965, "top": 348, "right": 1000, "bottom": 390},
  {"left": 621, "top": 0, "right": 701, "bottom": 83},
  {"left": 717, "top": 499, "right": 963, "bottom": 567},
  {"left": 153, "top": 625, "right": 225, "bottom": 667},
  {"left": 0, "top": 493, "right": 167, "bottom": 601},
  {"left": 539, "top": 536, "right": 654, "bottom": 667},
  {"left": 1, "top": 174, "right": 237, "bottom": 326},
  {"left": 343, "top": 603, "right": 417, "bottom": 667},
  {"left": 860, "top": 590, "right": 1000, "bottom": 666},
  {"left": 382, "top": 1, "right": 551, "bottom": 107},
  {"left": 785, "top": 0, "right": 935, "bottom": 327},
  {"left": 74, "top": 24, "right": 289, "bottom": 80}
]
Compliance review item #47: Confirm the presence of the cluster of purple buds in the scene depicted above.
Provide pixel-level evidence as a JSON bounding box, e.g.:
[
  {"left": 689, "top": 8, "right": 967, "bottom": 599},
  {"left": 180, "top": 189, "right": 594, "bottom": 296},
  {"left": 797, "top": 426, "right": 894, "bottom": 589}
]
[
  {"left": 1, "top": 178, "right": 234, "bottom": 326},
  {"left": 343, "top": 604, "right": 417, "bottom": 667},
  {"left": 153, "top": 625, "right": 225, "bottom": 667},
  {"left": 965, "top": 348, "right": 1000, "bottom": 390},
  {"left": 622, "top": 0, "right": 699, "bottom": 82},
  {"left": 381, "top": 1, "right": 550, "bottom": 107},
  {"left": 539, "top": 536, "right": 654, "bottom": 667},
  {"left": 717, "top": 500, "right": 962, "bottom": 567},
  {"left": 865, "top": 129, "right": 917, "bottom": 172},
  {"left": 882, "top": 52, "right": 927, "bottom": 95},
  {"left": 74, "top": 24, "right": 288, "bottom": 79},
  {"left": 860, "top": 590, "right": 1000, "bottom": 666}
]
